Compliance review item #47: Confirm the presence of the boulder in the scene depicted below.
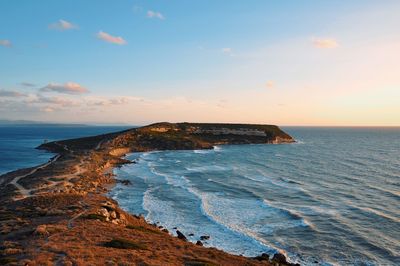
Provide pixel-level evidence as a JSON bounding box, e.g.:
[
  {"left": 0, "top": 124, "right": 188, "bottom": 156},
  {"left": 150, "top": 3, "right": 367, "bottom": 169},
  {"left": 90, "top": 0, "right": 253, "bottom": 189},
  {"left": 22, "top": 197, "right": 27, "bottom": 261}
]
[
  {"left": 98, "top": 208, "right": 109, "bottom": 218},
  {"left": 110, "top": 211, "right": 117, "bottom": 219},
  {"left": 196, "top": 240, "right": 203, "bottom": 246},
  {"left": 176, "top": 230, "right": 187, "bottom": 241},
  {"left": 200, "top": 235, "right": 210, "bottom": 240},
  {"left": 34, "top": 225, "right": 49, "bottom": 236},
  {"left": 253, "top": 253, "right": 269, "bottom": 261},
  {"left": 271, "top": 252, "right": 298, "bottom": 265}
]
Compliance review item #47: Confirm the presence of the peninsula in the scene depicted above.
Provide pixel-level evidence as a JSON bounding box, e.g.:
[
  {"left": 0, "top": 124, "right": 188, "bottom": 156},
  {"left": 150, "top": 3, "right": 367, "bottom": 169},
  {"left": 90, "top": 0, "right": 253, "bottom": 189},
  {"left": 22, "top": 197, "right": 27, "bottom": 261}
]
[{"left": 0, "top": 123, "right": 296, "bottom": 265}]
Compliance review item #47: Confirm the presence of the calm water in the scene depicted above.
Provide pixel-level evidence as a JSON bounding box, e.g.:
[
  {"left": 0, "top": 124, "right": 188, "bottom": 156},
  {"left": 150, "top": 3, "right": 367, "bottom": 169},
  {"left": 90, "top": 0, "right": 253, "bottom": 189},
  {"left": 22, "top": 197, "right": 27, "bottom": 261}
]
[
  {"left": 110, "top": 127, "right": 400, "bottom": 265},
  {"left": 0, "top": 125, "right": 130, "bottom": 175}
]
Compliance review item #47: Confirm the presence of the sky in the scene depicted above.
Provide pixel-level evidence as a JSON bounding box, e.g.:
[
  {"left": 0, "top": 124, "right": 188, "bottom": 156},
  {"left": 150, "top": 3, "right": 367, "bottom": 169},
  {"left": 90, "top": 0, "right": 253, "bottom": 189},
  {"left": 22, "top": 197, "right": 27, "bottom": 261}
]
[{"left": 0, "top": 0, "right": 399, "bottom": 126}]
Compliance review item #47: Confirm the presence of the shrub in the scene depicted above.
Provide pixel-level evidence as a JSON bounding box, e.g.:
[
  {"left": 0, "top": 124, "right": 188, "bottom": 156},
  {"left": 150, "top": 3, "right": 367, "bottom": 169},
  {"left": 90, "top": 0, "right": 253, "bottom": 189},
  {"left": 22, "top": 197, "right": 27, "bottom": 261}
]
[{"left": 103, "top": 238, "right": 146, "bottom": 250}]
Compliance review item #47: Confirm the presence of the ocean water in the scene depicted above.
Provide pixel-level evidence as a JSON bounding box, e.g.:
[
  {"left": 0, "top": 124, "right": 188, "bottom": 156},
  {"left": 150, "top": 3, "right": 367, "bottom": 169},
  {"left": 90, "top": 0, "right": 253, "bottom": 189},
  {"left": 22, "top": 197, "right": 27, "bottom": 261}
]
[
  {"left": 0, "top": 125, "right": 130, "bottom": 175},
  {"left": 110, "top": 127, "right": 400, "bottom": 265}
]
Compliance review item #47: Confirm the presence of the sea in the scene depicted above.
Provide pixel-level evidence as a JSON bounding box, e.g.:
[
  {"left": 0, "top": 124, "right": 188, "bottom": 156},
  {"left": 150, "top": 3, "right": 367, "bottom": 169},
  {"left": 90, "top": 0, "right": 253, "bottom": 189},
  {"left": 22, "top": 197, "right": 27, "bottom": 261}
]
[
  {"left": 110, "top": 127, "right": 400, "bottom": 266},
  {"left": 0, "top": 124, "right": 130, "bottom": 175},
  {"left": 0, "top": 126, "right": 399, "bottom": 265}
]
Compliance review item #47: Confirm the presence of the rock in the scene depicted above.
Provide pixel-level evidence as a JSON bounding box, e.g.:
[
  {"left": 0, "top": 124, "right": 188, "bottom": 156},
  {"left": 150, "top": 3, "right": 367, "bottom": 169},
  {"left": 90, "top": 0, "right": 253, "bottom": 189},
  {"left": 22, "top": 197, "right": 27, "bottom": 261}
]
[
  {"left": 110, "top": 211, "right": 117, "bottom": 219},
  {"left": 62, "top": 260, "right": 73, "bottom": 266},
  {"left": 34, "top": 225, "right": 49, "bottom": 236},
  {"left": 101, "top": 201, "right": 116, "bottom": 211},
  {"left": 118, "top": 179, "right": 132, "bottom": 186},
  {"left": 196, "top": 240, "right": 203, "bottom": 246},
  {"left": 253, "top": 253, "right": 269, "bottom": 261},
  {"left": 271, "top": 252, "right": 288, "bottom": 265},
  {"left": 162, "top": 229, "right": 169, "bottom": 233},
  {"left": 176, "top": 230, "right": 187, "bottom": 241},
  {"left": 2, "top": 248, "right": 22, "bottom": 255},
  {"left": 119, "top": 213, "right": 126, "bottom": 221},
  {"left": 98, "top": 208, "right": 110, "bottom": 218},
  {"left": 200, "top": 235, "right": 210, "bottom": 240},
  {"left": 188, "top": 233, "right": 194, "bottom": 236},
  {"left": 173, "top": 227, "right": 177, "bottom": 230}
]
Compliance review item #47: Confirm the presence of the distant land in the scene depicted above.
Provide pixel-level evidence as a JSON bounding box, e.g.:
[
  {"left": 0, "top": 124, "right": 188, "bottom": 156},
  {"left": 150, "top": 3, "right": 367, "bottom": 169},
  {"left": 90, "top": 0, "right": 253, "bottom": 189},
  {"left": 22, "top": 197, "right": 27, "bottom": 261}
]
[{"left": 0, "top": 119, "right": 133, "bottom": 127}]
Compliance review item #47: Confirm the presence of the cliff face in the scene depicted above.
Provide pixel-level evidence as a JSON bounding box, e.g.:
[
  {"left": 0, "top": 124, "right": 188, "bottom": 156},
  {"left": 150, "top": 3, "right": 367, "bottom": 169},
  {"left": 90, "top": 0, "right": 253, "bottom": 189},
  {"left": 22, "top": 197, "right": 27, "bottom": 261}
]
[{"left": 104, "top": 122, "right": 295, "bottom": 153}]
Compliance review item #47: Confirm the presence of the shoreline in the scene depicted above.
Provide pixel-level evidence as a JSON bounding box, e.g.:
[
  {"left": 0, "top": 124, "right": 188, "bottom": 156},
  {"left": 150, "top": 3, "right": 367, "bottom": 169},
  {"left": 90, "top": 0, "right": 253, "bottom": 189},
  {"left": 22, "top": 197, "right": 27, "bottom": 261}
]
[{"left": 0, "top": 122, "right": 298, "bottom": 265}]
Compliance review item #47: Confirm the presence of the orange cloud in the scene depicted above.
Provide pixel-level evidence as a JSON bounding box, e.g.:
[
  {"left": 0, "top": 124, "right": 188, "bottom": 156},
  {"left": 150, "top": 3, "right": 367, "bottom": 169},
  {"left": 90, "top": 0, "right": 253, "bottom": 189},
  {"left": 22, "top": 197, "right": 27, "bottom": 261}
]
[
  {"left": 40, "top": 82, "right": 89, "bottom": 94},
  {"left": 312, "top": 38, "right": 338, "bottom": 49},
  {"left": 97, "top": 31, "right": 127, "bottom": 45},
  {"left": 49, "top": 19, "right": 78, "bottom": 31}
]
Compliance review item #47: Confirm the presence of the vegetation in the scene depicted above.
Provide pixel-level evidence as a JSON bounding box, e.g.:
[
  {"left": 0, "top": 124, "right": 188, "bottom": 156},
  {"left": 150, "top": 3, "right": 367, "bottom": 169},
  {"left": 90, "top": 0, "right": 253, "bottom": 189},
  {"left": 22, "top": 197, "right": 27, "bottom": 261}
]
[
  {"left": 126, "top": 225, "right": 161, "bottom": 234},
  {"left": 103, "top": 238, "right": 147, "bottom": 250},
  {"left": 85, "top": 213, "right": 107, "bottom": 221}
]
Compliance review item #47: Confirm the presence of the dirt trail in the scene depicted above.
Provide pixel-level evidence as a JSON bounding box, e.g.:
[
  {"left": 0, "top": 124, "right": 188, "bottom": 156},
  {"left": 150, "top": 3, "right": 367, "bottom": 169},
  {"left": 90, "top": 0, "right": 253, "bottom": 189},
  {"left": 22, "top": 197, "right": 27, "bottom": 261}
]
[{"left": 9, "top": 155, "right": 60, "bottom": 199}]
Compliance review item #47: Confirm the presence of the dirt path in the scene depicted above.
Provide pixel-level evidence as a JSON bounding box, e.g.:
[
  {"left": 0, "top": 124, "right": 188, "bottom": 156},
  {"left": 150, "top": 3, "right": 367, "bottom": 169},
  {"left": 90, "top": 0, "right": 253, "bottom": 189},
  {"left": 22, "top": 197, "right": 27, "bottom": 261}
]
[{"left": 9, "top": 155, "right": 60, "bottom": 199}]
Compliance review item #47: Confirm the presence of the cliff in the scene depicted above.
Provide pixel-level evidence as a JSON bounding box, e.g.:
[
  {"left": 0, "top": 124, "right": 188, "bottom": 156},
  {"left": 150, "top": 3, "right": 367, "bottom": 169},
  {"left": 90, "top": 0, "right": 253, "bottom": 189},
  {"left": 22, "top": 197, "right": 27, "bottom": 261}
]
[{"left": 39, "top": 122, "right": 294, "bottom": 154}]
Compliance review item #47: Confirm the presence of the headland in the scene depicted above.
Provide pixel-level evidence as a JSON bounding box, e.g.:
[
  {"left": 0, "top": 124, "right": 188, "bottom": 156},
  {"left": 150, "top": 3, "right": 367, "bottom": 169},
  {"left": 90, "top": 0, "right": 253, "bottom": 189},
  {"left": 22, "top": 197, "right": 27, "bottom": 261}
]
[{"left": 0, "top": 122, "right": 296, "bottom": 265}]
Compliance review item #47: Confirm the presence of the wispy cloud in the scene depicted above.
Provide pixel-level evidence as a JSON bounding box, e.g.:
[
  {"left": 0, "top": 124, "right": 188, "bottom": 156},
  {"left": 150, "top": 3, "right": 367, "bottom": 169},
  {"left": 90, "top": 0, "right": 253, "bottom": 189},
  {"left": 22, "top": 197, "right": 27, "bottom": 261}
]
[
  {"left": 41, "top": 106, "right": 55, "bottom": 113},
  {"left": 0, "top": 89, "right": 27, "bottom": 97},
  {"left": 20, "top": 82, "right": 36, "bottom": 87},
  {"left": 0, "top": 40, "right": 12, "bottom": 47},
  {"left": 40, "top": 82, "right": 89, "bottom": 94},
  {"left": 147, "top": 10, "right": 165, "bottom": 20},
  {"left": 31, "top": 95, "right": 78, "bottom": 107},
  {"left": 266, "top": 80, "right": 275, "bottom": 89},
  {"left": 312, "top": 38, "right": 339, "bottom": 49},
  {"left": 222, "top": 47, "right": 232, "bottom": 54},
  {"left": 88, "top": 97, "right": 131, "bottom": 106},
  {"left": 49, "top": 19, "right": 78, "bottom": 31},
  {"left": 96, "top": 31, "right": 127, "bottom": 45}
]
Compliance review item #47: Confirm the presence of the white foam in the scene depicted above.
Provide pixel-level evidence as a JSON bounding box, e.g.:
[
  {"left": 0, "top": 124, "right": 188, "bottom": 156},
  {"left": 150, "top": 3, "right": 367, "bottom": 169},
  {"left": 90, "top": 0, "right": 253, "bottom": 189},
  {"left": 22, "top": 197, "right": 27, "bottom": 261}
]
[{"left": 193, "top": 149, "right": 213, "bottom": 154}]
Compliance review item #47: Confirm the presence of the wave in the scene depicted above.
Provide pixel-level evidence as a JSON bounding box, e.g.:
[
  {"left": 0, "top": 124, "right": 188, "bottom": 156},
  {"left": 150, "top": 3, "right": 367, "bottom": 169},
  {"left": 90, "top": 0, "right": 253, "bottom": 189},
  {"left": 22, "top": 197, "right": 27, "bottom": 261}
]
[
  {"left": 193, "top": 149, "right": 213, "bottom": 154},
  {"left": 185, "top": 165, "right": 230, "bottom": 172},
  {"left": 262, "top": 199, "right": 315, "bottom": 230}
]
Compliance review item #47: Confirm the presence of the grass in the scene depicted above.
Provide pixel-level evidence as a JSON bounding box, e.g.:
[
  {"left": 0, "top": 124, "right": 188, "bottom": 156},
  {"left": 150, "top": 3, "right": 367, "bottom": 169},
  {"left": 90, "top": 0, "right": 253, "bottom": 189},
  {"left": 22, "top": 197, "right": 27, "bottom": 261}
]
[
  {"left": 0, "top": 257, "right": 18, "bottom": 264},
  {"left": 103, "top": 238, "right": 147, "bottom": 250},
  {"left": 126, "top": 225, "right": 161, "bottom": 234},
  {"left": 184, "top": 260, "right": 218, "bottom": 266}
]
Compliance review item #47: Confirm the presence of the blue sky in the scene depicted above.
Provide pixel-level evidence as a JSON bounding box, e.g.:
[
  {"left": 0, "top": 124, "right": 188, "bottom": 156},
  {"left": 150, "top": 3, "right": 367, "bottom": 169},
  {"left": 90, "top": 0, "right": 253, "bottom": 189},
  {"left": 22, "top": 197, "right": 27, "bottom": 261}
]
[{"left": 1, "top": 0, "right": 399, "bottom": 125}]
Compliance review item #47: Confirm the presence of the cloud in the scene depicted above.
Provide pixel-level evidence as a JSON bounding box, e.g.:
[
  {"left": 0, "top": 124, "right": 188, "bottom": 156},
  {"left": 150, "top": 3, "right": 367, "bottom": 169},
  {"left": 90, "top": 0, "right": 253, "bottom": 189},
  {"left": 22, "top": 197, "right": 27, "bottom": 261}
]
[
  {"left": 266, "top": 80, "right": 274, "bottom": 89},
  {"left": 0, "top": 89, "right": 27, "bottom": 97},
  {"left": 222, "top": 47, "right": 232, "bottom": 53},
  {"left": 312, "top": 38, "right": 338, "bottom": 49},
  {"left": 147, "top": 10, "right": 165, "bottom": 20},
  {"left": 96, "top": 31, "right": 127, "bottom": 45},
  {"left": 40, "top": 82, "right": 89, "bottom": 94},
  {"left": 20, "top": 82, "right": 36, "bottom": 87},
  {"left": 88, "top": 96, "right": 141, "bottom": 107},
  {"left": 41, "top": 107, "right": 55, "bottom": 113},
  {"left": 49, "top": 19, "right": 78, "bottom": 31},
  {"left": 0, "top": 40, "right": 12, "bottom": 47},
  {"left": 31, "top": 95, "right": 78, "bottom": 107}
]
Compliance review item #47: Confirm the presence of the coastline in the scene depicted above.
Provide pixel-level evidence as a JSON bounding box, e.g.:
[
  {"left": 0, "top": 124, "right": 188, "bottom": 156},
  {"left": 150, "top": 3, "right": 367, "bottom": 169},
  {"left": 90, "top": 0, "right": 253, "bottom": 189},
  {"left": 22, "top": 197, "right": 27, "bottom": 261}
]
[{"left": 0, "top": 123, "right": 297, "bottom": 265}]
